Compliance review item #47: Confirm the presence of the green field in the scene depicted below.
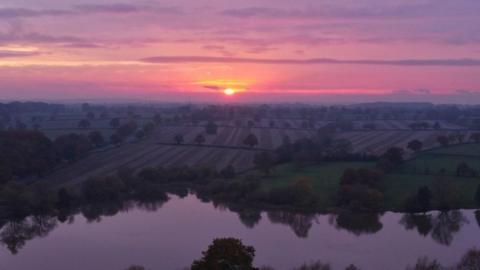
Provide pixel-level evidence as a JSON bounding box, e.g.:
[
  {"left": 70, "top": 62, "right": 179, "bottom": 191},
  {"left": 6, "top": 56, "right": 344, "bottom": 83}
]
[
  {"left": 258, "top": 162, "right": 374, "bottom": 208},
  {"left": 255, "top": 143, "right": 480, "bottom": 211},
  {"left": 427, "top": 143, "right": 480, "bottom": 156}
]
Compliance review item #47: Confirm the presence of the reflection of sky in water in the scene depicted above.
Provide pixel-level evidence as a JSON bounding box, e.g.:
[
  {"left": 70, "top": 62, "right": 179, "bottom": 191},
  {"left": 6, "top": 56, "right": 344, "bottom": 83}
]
[{"left": 0, "top": 194, "right": 479, "bottom": 270}]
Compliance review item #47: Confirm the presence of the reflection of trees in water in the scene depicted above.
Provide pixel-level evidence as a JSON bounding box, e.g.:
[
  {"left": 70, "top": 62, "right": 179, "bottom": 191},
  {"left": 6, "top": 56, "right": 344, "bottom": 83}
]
[
  {"left": 0, "top": 196, "right": 170, "bottom": 254},
  {"left": 431, "top": 211, "right": 468, "bottom": 246},
  {"left": 0, "top": 215, "right": 57, "bottom": 254},
  {"left": 237, "top": 209, "right": 262, "bottom": 229},
  {"left": 400, "top": 213, "right": 433, "bottom": 236},
  {"left": 80, "top": 200, "right": 134, "bottom": 222},
  {"left": 267, "top": 211, "right": 317, "bottom": 238},
  {"left": 475, "top": 210, "right": 480, "bottom": 227},
  {"left": 400, "top": 210, "right": 468, "bottom": 246},
  {"left": 331, "top": 211, "right": 383, "bottom": 236}
]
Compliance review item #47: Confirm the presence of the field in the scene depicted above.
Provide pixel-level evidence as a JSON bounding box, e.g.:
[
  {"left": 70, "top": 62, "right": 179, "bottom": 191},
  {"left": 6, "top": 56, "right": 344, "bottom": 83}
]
[
  {"left": 249, "top": 143, "right": 480, "bottom": 210},
  {"left": 22, "top": 112, "right": 476, "bottom": 188},
  {"left": 259, "top": 162, "right": 374, "bottom": 207}
]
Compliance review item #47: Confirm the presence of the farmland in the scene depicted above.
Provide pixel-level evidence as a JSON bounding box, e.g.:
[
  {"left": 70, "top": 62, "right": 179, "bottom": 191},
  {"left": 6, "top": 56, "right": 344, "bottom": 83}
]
[
  {"left": 4, "top": 102, "right": 480, "bottom": 190},
  {"left": 31, "top": 116, "right": 477, "bottom": 187},
  {"left": 244, "top": 143, "right": 480, "bottom": 211}
]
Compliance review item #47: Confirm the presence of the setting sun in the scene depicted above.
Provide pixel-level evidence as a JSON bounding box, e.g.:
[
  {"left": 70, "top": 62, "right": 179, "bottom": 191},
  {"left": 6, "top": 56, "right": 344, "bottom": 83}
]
[{"left": 224, "top": 88, "right": 235, "bottom": 96}]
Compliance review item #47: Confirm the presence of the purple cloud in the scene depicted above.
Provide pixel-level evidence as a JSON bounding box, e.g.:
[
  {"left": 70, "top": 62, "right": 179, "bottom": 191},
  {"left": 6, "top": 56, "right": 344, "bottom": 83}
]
[{"left": 141, "top": 56, "right": 480, "bottom": 67}]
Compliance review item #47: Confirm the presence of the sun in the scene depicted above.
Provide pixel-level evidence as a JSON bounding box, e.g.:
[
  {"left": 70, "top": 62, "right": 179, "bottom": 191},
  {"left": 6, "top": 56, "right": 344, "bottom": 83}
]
[{"left": 224, "top": 88, "right": 235, "bottom": 96}]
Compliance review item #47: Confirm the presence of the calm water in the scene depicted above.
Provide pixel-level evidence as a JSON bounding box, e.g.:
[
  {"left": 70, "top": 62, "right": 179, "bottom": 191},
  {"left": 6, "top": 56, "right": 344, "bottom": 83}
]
[{"left": 1, "top": 194, "right": 479, "bottom": 270}]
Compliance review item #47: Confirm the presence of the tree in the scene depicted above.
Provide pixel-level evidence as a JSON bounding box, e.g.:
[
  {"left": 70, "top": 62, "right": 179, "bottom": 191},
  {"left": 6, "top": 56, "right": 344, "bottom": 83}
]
[
  {"left": 174, "top": 133, "right": 184, "bottom": 144},
  {"left": 457, "top": 248, "right": 480, "bottom": 270},
  {"left": 243, "top": 134, "right": 259, "bottom": 148},
  {"left": 205, "top": 121, "right": 218, "bottom": 135},
  {"left": 88, "top": 131, "right": 105, "bottom": 147},
  {"left": 78, "top": 119, "right": 91, "bottom": 129},
  {"left": 254, "top": 151, "right": 275, "bottom": 175},
  {"left": 117, "top": 121, "right": 138, "bottom": 138},
  {"left": 191, "top": 238, "right": 257, "bottom": 270},
  {"left": 110, "top": 118, "right": 120, "bottom": 128},
  {"left": 456, "top": 162, "right": 477, "bottom": 177},
  {"left": 437, "top": 135, "right": 449, "bottom": 147},
  {"left": 407, "top": 140, "right": 423, "bottom": 153},
  {"left": 194, "top": 133, "right": 206, "bottom": 145},
  {"left": 377, "top": 147, "right": 404, "bottom": 172},
  {"left": 54, "top": 133, "right": 92, "bottom": 162},
  {"left": 416, "top": 186, "right": 433, "bottom": 212},
  {"left": 432, "top": 176, "right": 459, "bottom": 209},
  {"left": 475, "top": 184, "right": 480, "bottom": 206}
]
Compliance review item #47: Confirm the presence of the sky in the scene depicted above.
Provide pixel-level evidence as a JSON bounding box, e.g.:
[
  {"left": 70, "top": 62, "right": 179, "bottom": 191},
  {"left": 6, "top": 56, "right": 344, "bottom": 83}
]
[{"left": 0, "top": 0, "right": 480, "bottom": 103}]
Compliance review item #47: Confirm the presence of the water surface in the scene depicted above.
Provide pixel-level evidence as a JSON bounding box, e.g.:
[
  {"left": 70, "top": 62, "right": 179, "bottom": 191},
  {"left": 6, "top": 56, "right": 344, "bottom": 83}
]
[{"left": 1, "top": 194, "right": 479, "bottom": 270}]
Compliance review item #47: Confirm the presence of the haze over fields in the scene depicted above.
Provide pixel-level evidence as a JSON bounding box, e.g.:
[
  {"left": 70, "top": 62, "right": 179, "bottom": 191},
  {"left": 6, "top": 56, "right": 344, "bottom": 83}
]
[{"left": 0, "top": 0, "right": 479, "bottom": 103}]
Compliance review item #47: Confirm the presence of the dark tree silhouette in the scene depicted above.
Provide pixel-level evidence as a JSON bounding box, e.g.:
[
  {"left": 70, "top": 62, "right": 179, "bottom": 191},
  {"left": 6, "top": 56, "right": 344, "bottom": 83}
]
[
  {"left": 194, "top": 133, "right": 206, "bottom": 145},
  {"left": 174, "top": 133, "right": 184, "bottom": 145},
  {"left": 191, "top": 238, "right": 257, "bottom": 270},
  {"left": 243, "top": 134, "right": 259, "bottom": 148},
  {"left": 205, "top": 121, "right": 218, "bottom": 135},
  {"left": 407, "top": 140, "right": 423, "bottom": 153}
]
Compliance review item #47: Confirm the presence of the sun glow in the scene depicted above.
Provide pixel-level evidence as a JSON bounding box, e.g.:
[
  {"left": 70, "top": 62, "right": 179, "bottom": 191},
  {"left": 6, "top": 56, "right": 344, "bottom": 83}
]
[{"left": 224, "top": 88, "right": 235, "bottom": 95}]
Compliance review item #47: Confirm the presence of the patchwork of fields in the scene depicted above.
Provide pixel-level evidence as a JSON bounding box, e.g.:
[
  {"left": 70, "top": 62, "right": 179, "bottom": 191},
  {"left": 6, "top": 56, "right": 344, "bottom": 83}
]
[{"left": 27, "top": 116, "right": 476, "bottom": 186}]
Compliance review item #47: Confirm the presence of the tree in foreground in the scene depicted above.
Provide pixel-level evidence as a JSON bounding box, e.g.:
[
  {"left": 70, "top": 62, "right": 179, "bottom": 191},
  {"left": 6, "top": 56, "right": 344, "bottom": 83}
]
[
  {"left": 407, "top": 140, "right": 423, "bottom": 153},
  {"left": 191, "top": 238, "right": 257, "bottom": 270},
  {"left": 244, "top": 134, "right": 259, "bottom": 148}
]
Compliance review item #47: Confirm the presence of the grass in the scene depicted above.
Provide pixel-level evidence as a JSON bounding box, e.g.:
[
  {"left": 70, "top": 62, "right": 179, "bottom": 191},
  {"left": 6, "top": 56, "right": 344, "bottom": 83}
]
[
  {"left": 427, "top": 143, "right": 480, "bottom": 156},
  {"left": 397, "top": 154, "right": 480, "bottom": 175},
  {"left": 383, "top": 173, "right": 480, "bottom": 209},
  {"left": 253, "top": 143, "right": 480, "bottom": 211},
  {"left": 259, "top": 162, "right": 374, "bottom": 208}
]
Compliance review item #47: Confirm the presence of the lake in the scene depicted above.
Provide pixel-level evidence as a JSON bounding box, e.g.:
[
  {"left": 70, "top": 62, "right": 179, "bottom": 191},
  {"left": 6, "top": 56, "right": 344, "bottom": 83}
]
[{"left": 1, "top": 194, "right": 479, "bottom": 270}]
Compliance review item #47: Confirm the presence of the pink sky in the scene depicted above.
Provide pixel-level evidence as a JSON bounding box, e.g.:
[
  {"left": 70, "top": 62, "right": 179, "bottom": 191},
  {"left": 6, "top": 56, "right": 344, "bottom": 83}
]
[{"left": 0, "top": 0, "right": 479, "bottom": 103}]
